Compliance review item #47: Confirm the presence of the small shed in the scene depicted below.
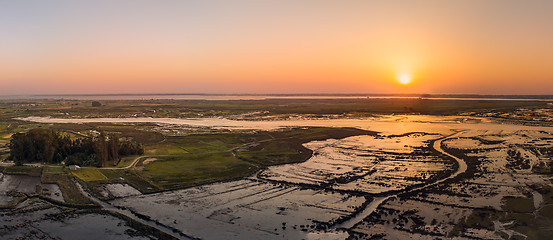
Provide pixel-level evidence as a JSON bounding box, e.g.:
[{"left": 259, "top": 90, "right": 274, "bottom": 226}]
[{"left": 68, "top": 165, "right": 81, "bottom": 171}]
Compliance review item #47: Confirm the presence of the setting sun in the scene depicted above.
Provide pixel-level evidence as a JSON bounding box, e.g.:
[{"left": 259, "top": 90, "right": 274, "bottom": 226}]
[
  {"left": 3, "top": 1, "right": 553, "bottom": 239},
  {"left": 397, "top": 73, "right": 412, "bottom": 85}
]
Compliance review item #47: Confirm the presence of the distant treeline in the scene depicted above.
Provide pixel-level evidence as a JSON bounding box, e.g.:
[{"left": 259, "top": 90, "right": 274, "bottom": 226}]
[
  {"left": 21, "top": 93, "right": 553, "bottom": 99},
  {"left": 7, "top": 128, "right": 143, "bottom": 167}
]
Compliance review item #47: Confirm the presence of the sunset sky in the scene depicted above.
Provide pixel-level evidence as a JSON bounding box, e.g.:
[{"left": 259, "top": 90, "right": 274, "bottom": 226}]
[{"left": 1, "top": 1, "right": 553, "bottom": 95}]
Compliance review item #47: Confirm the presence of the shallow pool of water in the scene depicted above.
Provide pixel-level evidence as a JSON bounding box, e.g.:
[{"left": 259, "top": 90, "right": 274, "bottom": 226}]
[{"left": 0, "top": 174, "right": 64, "bottom": 203}]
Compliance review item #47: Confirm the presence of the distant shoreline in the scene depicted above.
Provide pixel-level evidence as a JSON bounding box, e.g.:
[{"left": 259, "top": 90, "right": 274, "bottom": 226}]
[{"left": 2, "top": 93, "right": 553, "bottom": 101}]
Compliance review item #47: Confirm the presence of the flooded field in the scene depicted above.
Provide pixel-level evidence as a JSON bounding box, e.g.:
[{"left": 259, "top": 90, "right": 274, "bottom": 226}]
[
  {"left": 350, "top": 129, "right": 553, "bottom": 239},
  {"left": 0, "top": 174, "right": 64, "bottom": 203},
  {"left": 112, "top": 180, "right": 364, "bottom": 239},
  {"left": 100, "top": 183, "right": 142, "bottom": 198},
  {"left": 259, "top": 133, "right": 450, "bottom": 194},
  {"left": 4, "top": 114, "right": 553, "bottom": 239},
  {"left": 0, "top": 199, "right": 149, "bottom": 239}
]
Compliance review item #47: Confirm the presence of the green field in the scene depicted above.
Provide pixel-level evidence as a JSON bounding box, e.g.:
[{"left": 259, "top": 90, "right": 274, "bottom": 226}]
[
  {"left": 4, "top": 165, "right": 42, "bottom": 176},
  {"left": 43, "top": 166, "right": 66, "bottom": 174},
  {"left": 66, "top": 127, "right": 374, "bottom": 194},
  {"left": 72, "top": 168, "right": 109, "bottom": 181},
  {"left": 141, "top": 153, "right": 255, "bottom": 189},
  {"left": 145, "top": 143, "right": 188, "bottom": 155},
  {"left": 116, "top": 155, "right": 139, "bottom": 168}
]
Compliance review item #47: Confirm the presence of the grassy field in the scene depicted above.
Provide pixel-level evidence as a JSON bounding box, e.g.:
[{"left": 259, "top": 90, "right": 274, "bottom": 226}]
[
  {"left": 65, "top": 127, "right": 375, "bottom": 194},
  {"left": 144, "top": 143, "right": 188, "bottom": 155},
  {"left": 130, "top": 127, "right": 374, "bottom": 191},
  {"left": 237, "top": 127, "right": 377, "bottom": 166},
  {"left": 141, "top": 153, "right": 256, "bottom": 189},
  {"left": 236, "top": 141, "right": 298, "bottom": 166},
  {"left": 4, "top": 165, "right": 43, "bottom": 176},
  {"left": 43, "top": 166, "right": 66, "bottom": 174},
  {"left": 72, "top": 168, "right": 108, "bottom": 182},
  {"left": 165, "top": 133, "right": 270, "bottom": 153},
  {"left": 0, "top": 123, "right": 11, "bottom": 160},
  {"left": 115, "top": 155, "right": 139, "bottom": 168}
]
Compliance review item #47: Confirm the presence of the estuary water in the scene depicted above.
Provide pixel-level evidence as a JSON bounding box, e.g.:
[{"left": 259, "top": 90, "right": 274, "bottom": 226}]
[{"left": 17, "top": 115, "right": 553, "bottom": 135}]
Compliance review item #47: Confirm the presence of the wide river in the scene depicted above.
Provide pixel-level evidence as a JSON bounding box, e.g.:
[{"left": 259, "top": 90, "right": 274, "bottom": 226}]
[{"left": 17, "top": 115, "right": 553, "bottom": 135}]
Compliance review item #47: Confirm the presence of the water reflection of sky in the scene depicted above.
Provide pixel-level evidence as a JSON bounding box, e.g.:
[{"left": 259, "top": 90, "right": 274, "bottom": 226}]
[{"left": 19, "top": 115, "right": 553, "bottom": 135}]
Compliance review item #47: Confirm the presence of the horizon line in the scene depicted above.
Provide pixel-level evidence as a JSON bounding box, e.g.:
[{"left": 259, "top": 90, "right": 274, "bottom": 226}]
[{"left": 2, "top": 93, "right": 553, "bottom": 98}]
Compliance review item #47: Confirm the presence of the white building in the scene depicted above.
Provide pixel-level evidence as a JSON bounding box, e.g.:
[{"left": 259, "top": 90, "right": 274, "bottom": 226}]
[{"left": 68, "top": 165, "right": 81, "bottom": 171}]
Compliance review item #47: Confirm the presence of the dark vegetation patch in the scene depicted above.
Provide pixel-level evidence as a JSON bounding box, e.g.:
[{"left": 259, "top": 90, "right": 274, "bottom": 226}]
[
  {"left": 7, "top": 128, "right": 143, "bottom": 167},
  {"left": 2, "top": 98, "right": 548, "bottom": 119},
  {"left": 237, "top": 127, "right": 377, "bottom": 166},
  {"left": 502, "top": 196, "right": 535, "bottom": 213},
  {"left": 448, "top": 209, "right": 500, "bottom": 237}
]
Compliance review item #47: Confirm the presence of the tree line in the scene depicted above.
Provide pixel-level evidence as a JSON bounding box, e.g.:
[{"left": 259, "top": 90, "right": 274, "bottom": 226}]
[{"left": 7, "top": 128, "right": 144, "bottom": 167}]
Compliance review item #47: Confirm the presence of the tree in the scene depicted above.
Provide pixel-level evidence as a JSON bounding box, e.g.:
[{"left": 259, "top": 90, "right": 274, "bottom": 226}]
[
  {"left": 8, "top": 128, "right": 58, "bottom": 164},
  {"left": 8, "top": 128, "right": 144, "bottom": 167},
  {"left": 107, "top": 134, "right": 120, "bottom": 163},
  {"left": 94, "top": 132, "right": 109, "bottom": 167}
]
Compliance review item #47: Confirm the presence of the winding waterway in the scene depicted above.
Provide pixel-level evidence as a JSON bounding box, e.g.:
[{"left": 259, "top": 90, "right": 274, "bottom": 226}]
[{"left": 338, "top": 131, "right": 467, "bottom": 229}]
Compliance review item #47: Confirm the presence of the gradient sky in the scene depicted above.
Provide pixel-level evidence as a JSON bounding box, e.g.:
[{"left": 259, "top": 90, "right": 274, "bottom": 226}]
[{"left": 2, "top": 0, "right": 553, "bottom": 95}]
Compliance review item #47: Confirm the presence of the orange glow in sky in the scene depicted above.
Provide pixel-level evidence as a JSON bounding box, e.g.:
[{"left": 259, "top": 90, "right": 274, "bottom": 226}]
[{"left": 1, "top": 1, "right": 553, "bottom": 95}]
